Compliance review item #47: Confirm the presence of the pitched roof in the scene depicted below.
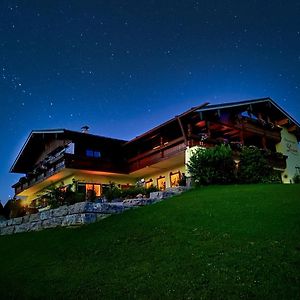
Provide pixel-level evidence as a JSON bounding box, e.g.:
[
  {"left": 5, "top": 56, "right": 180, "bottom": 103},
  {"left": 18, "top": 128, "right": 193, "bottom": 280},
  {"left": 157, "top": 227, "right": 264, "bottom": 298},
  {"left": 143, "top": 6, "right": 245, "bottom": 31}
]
[
  {"left": 197, "top": 97, "right": 300, "bottom": 128},
  {"left": 10, "top": 129, "right": 127, "bottom": 173}
]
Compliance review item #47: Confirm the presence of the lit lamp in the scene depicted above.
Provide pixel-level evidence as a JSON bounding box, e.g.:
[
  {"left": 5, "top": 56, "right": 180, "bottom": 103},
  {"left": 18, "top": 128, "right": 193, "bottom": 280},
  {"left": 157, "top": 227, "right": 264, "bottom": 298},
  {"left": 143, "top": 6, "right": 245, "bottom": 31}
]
[{"left": 234, "top": 159, "right": 240, "bottom": 169}]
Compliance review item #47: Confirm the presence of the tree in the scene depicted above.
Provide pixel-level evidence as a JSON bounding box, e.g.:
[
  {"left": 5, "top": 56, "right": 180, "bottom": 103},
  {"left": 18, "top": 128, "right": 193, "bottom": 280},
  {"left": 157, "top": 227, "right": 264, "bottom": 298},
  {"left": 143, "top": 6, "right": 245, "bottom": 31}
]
[
  {"left": 238, "top": 146, "right": 273, "bottom": 183},
  {"left": 187, "top": 144, "right": 236, "bottom": 185},
  {"left": 3, "top": 198, "right": 26, "bottom": 219},
  {"left": 293, "top": 174, "right": 300, "bottom": 184},
  {"left": 103, "top": 182, "right": 122, "bottom": 202},
  {"left": 42, "top": 183, "right": 85, "bottom": 208},
  {"left": 0, "top": 202, "right": 5, "bottom": 219}
]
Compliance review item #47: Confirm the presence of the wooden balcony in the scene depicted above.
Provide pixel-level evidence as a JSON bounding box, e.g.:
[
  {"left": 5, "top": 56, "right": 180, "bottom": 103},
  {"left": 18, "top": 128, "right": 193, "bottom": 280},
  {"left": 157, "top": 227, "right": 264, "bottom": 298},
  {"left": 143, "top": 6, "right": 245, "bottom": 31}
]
[
  {"left": 263, "top": 151, "right": 287, "bottom": 170},
  {"left": 13, "top": 153, "right": 128, "bottom": 195},
  {"left": 241, "top": 122, "right": 281, "bottom": 142},
  {"left": 64, "top": 153, "right": 128, "bottom": 174},
  {"left": 128, "top": 137, "right": 186, "bottom": 173},
  {"left": 14, "top": 157, "right": 67, "bottom": 195}
]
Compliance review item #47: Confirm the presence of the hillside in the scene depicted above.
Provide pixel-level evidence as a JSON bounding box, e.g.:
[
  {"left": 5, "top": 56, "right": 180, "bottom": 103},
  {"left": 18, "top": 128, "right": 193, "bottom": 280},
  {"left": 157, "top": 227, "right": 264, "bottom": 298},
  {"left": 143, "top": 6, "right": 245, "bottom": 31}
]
[{"left": 0, "top": 184, "right": 299, "bottom": 299}]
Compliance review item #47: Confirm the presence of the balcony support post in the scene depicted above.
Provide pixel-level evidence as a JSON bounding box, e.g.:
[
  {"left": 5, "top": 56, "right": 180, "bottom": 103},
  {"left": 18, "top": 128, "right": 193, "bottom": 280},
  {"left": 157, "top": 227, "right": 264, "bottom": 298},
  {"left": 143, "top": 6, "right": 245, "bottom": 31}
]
[{"left": 176, "top": 116, "right": 187, "bottom": 146}]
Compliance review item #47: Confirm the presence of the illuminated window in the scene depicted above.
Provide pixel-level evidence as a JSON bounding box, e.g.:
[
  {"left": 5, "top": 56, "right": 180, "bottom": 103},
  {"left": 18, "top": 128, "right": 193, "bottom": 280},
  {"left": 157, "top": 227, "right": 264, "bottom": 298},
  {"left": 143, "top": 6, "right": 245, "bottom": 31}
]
[
  {"left": 85, "top": 184, "right": 102, "bottom": 196},
  {"left": 157, "top": 176, "right": 166, "bottom": 191},
  {"left": 93, "top": 184, "right": 101, "bottom": 196},
  {"left": 170, "top": 171, "right": 181, "bottom": 187},
  {"left": 145, "top": 179, "right": 153, "bottom": 189}
]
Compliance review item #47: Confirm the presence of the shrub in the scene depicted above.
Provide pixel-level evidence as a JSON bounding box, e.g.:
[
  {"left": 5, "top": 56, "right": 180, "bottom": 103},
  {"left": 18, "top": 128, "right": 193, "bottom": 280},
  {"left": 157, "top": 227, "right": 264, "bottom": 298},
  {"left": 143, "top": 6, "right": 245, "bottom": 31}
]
[
  {"left": 178, "top": 173, "right": 187, "bottom": 186},
  {"left": 103, "top": 182, "right": 122, "bottom": 202},
  {"left": 238, "top": 146, "right": 273, "bottom": 183},
  {"left": 3, "top": 199, "right": 26, "bottom": 219},
  {"left": 103, "top": 184, "right": 159, "bottom": 201},
  {"left": 293, "top": 174, "right": 300, "bottom": 184},
  {"left": 265, "top": 170, "right": 282, "bottom": 184},
  {"left": 121, "top": 186, "right": 145, "bottom": 199},
  {"left": 121, "top": 186, "right": 159, "bottom": 199},
  {"left": 41, "top": 183, "right": 86, "bottom": 208},
  {"left": 145, "top": 186, "right": 159, "bottom": 196},
  {"left": 0, "top": 202, "right": 4, "bottom": 215},
  {"left": 85, "top": 189, "right": 96, "bottom": 202},
  {"left": 42, "top": 185, "right": 65, "bottom": 208},
  {"left": 187, "top": 144, "right": 236, "bottom": 185},
  {"left": 71, "top": 192, "right": 86, "bottom": 203}
]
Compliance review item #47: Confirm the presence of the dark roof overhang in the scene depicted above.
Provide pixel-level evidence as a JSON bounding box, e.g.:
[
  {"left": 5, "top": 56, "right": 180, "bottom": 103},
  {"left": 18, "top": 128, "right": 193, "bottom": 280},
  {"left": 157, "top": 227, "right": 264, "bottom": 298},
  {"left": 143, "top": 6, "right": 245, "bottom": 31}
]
[
  {"left": 124, "top": 102, "right": 209, "bottom": 146},
  {"left": 10, "top": 129, "right": 127, "bottom": 174},
  {"left": 196, "top": 97, "right": 300, "bottom": 140},
  {"left": 10, "top": 129, "right": 66, "bottom": 174}
]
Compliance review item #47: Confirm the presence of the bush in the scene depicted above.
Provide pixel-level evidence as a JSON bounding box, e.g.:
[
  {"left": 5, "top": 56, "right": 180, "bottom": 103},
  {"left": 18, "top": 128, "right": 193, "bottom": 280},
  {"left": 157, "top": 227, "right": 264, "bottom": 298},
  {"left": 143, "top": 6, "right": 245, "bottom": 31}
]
[
  {"left": 42, "top": 185, "right": 66, "bottom": 208},
  {"left": 265, "top": 170, "right": 282, "bottom": 184},
  {"left": 41, "top": 183, "right": 86, "bottom": 208},
  {"left": 103, "top": 182, "right": 122, "bottom": 202},
  {"left": 187, "top": 144, "right": 236, "bottom": 185},
  {"left": 293, "top": 174, "right": 300, "bottom": 184},
  {"left": 121, "top": 186, "right": 145, "bottom": 199},
  {"left": 178, "top": 174, "right": 187, "bottom": 186},
  {"left": 121, "top": 186, "right": 159, "bottom": 199},
  {"left": 238, "top": 146, "right": 273, "bottom": 183},
  {"left": 3, "top": 199, "right": 26, "bottom": 219},
  {"left": 0, "top": 202, "right": 4, "bottom": 216},
  {"left": 145, "top": 186, "right": 159, "bottom": 196},
  {"left": 102, "top": 184, "right": 159, "bottom": 201}
]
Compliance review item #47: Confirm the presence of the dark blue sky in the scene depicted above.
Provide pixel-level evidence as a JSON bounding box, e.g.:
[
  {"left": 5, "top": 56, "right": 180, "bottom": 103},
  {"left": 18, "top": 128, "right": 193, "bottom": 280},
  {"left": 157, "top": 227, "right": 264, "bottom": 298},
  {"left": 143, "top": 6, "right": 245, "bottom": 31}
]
[{"left": 1, "top": 1, "right": 300, "bottom": 202}]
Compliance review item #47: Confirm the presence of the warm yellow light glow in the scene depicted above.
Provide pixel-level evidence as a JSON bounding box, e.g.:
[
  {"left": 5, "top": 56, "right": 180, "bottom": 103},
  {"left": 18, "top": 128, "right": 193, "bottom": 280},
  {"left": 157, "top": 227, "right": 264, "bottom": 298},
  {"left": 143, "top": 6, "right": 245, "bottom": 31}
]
[
  {"left": 157, "top": 176, "right": 166, "bottom": 190},
  {"left": 170, "top": 171, "right": 181, "bottom": 187},
  {"left": 19, "top": 198, "right": 30, "bottom": 207},
  {"left": 86, "top": 184, "right": 101, "bottom": 196},
  {"left": 82, "top": 170, "right": 118, "bottom": 176},
  {"left": 94, "top": 184, "right": 101, "bottom": 196},
  {"left": 145, "top": 179, "right": 153, "bottom": 188}
]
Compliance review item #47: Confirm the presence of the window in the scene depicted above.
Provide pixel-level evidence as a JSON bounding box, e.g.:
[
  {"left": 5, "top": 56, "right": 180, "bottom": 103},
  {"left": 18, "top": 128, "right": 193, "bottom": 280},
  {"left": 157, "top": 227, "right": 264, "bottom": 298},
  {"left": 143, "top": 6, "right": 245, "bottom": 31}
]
[
  {"left": 94, "top": 151, "right": 101, "bottom": 158},
  {"left": 157, "top": 176, "right": 166, "bottom": 191},
  {"left": 145, "top": 179, "right": 153, "bottom": 189},
  {"left": 77, "top": 182, "right": 102, "bottom": 197},
  {"left": 86, "top": 149, "right": 101, "bottom": 158},
  {"left": 86, "top": 184, "right": 101, "bottom": 197},
  {"left": 170, "top": 171, "right": 181, "bottom": 187},
  {"left": 86, "top": 149, "right": 94, "bottom": 157},
  {"left": 65, "top": 142, "right": 75, "bottom": 154}
]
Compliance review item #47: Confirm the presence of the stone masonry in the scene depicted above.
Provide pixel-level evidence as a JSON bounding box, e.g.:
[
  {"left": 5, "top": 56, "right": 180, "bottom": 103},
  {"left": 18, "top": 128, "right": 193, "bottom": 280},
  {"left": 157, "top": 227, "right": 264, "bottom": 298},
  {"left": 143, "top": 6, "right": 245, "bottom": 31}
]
[{"left": 0, "top": 186, "right": 187, "bottom": 235}]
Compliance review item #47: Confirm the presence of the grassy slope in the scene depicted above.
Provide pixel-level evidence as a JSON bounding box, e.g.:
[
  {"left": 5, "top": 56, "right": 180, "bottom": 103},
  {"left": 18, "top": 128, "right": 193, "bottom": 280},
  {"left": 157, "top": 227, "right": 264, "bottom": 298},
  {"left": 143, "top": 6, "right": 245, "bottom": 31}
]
[{"left": 0, "top": 184, "right": 299, "bottom": 299}]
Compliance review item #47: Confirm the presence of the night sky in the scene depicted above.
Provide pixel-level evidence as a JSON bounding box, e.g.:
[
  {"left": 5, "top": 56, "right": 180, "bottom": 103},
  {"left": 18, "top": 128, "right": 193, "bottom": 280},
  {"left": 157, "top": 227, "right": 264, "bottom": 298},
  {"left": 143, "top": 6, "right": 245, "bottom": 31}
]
[{"left": 1, "top": 1, "right": 300, "bottom": 202}]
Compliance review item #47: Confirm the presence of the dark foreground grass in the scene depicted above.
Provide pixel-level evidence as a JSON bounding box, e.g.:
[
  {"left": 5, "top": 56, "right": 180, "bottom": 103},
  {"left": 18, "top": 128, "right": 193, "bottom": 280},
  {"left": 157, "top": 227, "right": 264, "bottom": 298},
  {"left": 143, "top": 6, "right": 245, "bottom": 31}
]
[{"left": 0, "top": 184, "right": 300, "bottom": 299}]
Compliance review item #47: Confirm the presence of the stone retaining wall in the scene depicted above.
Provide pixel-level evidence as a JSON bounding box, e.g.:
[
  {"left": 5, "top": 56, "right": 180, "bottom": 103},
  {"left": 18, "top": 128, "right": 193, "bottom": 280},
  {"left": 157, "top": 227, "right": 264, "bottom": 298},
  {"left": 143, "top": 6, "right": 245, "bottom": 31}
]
[{"left": 0, "top": 186, "right": 187, "bottom": 235}]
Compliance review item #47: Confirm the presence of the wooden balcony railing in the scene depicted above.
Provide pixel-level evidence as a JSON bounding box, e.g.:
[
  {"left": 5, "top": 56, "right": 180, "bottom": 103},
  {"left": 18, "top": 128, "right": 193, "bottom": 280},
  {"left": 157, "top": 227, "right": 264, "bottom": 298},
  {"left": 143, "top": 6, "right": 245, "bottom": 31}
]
[
  {"left": 14, "top": 159, "right": 67, "bottom": 195},
  {"left": 263, "top": 151, "right": 287, "bottom": 170},
  {"left": 13, "top": 153, "right": 128, "bottom": 195},
  {"left": 128, "top": 138, "right": 186, "bottom": 172}
]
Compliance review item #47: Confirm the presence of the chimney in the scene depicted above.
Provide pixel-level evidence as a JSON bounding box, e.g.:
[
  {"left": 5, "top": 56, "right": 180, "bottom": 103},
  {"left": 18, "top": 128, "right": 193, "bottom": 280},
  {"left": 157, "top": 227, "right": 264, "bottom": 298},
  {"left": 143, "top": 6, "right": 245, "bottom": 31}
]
[{"left": 81, "top": 125, "right": 90, "bottom": 133}]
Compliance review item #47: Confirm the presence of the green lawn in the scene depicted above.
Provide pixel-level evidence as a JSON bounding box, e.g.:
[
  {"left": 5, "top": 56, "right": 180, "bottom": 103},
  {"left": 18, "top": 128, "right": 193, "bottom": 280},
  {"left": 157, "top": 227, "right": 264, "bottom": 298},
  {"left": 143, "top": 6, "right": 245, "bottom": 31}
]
[{"left": 0, "top": 184, "right": 300, "bottom": 299}]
